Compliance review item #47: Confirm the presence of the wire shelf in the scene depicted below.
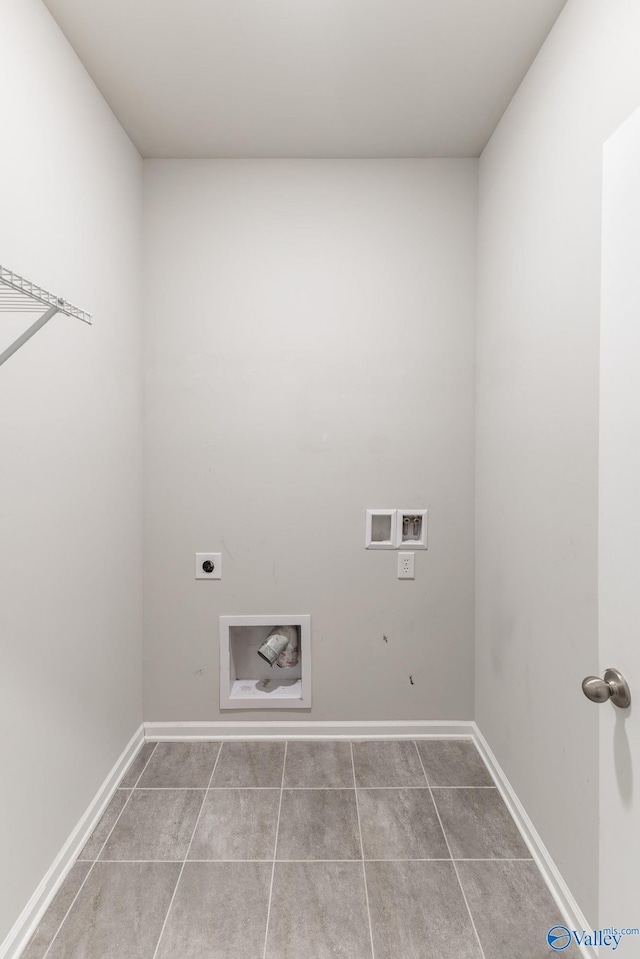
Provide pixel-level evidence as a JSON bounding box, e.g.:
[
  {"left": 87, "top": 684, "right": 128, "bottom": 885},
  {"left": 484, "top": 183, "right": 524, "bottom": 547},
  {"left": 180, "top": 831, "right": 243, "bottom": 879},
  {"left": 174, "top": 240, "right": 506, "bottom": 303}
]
[{"left": 0, "top": 265, "right": 92, "bottom": 324}]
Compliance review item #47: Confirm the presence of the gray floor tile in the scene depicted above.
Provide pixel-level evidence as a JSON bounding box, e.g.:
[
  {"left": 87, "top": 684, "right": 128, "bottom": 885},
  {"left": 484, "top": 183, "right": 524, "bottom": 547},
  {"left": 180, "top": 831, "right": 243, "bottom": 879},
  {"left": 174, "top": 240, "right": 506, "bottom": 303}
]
[
  {"left": 365, "top": 860, "right": 482, "bottom": 959},
  {"left": 417, "top": 740, "right": 494, "bottom": 787},
  {"left": 156, "top": 861, "right": 271, "bottom": 959},
  {"left": 432, "top": 788, "right": 530, "bottom": 859},
  {"left": 137, "top": 742, "right": 220, "bottom": 788},
  {"left": 276, "top": 789, "right": 362, "bottom": 860},
  {"left": 352, "top": 741, "right": 426, "bottom": 787},
  {"left": 79, "top": 790, "right": 131, "bottom": 860},
  {"left": 284, "top": 741, "right": 354, "bottom": 787},
  {"left": 357, "top": 788, "right": 450, "bottom": 860},
  {"left": 211, "top": 741, "right": 286, "bottom": 787},
  {"left": 46, "top": 862, "right": 180, "bottom": 959},
  {"left": 266, "top": 861, "right": 372, "bottom": 959},
  {"left": 120, "top": 743, "right": 157, "bottom": 788},
  {"left": 188, "top": 788, "right": 280, "bottom": 860},
  {"left": 21, "top": 863, "right": 92, "bottom": 959},
  {"left": 457, "top": 860, "right": 582, "bottom": 958},
  {"left": 100, "top": 789, "right": 204, "bottom": 860}
]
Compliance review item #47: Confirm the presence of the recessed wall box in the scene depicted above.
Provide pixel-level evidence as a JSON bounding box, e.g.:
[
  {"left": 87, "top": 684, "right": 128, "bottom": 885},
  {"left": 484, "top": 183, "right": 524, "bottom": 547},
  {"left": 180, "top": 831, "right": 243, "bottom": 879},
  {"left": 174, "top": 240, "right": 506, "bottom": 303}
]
[
  {"left": 365, "top": 509, "right": 397, "bottom": 549},
  {"left": 220, "top": 614, "right": 311, "bottom": 709},
  {"left": 395, "top": 510, "right": 428, "bottom": 549}
]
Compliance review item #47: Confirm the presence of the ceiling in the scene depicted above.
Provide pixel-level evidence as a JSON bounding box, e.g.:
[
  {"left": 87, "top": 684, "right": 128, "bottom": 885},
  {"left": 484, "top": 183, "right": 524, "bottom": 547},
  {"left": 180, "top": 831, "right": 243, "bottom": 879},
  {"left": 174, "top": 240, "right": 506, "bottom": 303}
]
[{"left": 43, "top": 0, "right": 568, "bottom": 158}]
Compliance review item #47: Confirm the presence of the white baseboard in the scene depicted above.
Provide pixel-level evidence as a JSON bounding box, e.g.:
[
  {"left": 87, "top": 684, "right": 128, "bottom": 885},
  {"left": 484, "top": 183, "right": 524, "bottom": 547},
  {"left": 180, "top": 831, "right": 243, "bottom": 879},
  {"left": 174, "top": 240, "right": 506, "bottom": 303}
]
[
  {"left": 144, "top": 719, "right": 475, "bottom": 740},
  {"left": 472, "top": 723, "right": 596, "bottom": 959},
  {"left": 0, "top": 724, "right": 145, "bottom": 959}
]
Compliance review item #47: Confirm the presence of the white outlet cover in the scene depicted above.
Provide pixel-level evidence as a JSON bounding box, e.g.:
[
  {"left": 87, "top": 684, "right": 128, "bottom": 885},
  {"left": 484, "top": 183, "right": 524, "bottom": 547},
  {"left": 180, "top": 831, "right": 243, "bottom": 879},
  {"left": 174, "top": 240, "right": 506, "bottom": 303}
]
[
  {"left": 195, "top": 552, "right": 222, "bottom": 579},
  {"left": 398, "top": 551, "right": 415, "bottom": 579}
]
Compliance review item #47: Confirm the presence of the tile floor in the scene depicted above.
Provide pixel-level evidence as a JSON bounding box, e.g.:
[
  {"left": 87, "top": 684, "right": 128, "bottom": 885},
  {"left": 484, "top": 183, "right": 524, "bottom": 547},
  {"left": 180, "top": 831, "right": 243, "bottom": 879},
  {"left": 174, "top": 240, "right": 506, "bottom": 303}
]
[{"left": 22, "top": 739, "right": 578, "bottom": 959}]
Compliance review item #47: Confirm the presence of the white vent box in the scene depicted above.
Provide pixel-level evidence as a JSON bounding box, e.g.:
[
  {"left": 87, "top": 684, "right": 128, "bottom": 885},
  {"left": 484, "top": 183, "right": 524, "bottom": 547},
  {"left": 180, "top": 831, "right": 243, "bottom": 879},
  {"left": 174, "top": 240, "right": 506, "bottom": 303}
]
[{"left": 220, "top": 614, "right": 311, "bottom": 710}]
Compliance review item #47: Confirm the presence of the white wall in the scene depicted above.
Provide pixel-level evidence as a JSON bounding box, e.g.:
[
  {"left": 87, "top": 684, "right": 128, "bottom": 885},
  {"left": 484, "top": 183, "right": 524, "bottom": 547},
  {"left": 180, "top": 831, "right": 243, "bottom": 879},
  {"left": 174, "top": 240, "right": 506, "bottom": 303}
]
[
  {"left": 0, "top": 0, "right": 143, "bottom": 945},
  {"left": 476, "top": 0, "right": 640, "bottom": 924},
  {"left": 143, "top": 160, "right": 477, "bottom": 721}
]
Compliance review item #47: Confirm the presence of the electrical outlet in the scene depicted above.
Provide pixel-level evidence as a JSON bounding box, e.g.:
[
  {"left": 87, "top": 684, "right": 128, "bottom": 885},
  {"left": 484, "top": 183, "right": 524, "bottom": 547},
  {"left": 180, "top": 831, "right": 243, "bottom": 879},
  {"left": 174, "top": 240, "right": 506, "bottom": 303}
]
[
  {"left": 398, "top": 551, "right": 415, "bottom": 579},
  {"left": 195, "top": 552, "right": 222, "bottom": 580}
]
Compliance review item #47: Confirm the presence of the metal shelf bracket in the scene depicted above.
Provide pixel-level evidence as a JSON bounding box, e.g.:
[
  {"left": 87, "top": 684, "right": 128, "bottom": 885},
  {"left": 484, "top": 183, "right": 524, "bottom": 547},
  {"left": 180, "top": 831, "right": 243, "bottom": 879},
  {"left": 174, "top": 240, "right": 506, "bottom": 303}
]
[{"left": 0, "top": 264, "right": 92, "bottom": 368}]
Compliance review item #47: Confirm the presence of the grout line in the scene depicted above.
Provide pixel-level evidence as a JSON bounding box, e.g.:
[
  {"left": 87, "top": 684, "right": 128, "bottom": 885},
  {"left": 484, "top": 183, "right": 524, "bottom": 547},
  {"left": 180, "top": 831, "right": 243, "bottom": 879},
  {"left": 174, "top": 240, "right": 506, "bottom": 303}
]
[
  {"left": 413, "top": 742, "right": 487, "bottom": 959},
  {"left": 262, "top": 741, "right": 287, "bottom": 959},
  {"left": 131, "top": 786, "right": 356, "bottom": 791},
  {"left": 41, "top": 741, "right": 159, "bottom": 959},
  {"left": 88, "top": 856, "right": 535, "bottom": 864},
  {"left": 125, "top": 785, "right": 498, "bottom": 791},
  {"left": 150, "top": 742, "right": 222, "bottom": 959},
  {"left": 351, "top": 743, "right": 376, "bottom": 959},
  {"left": 130, "top": 742, "right": 160, "bottom": 790},
  {"left": 128, "top": 787, "right": 214, "bottom": 791}
]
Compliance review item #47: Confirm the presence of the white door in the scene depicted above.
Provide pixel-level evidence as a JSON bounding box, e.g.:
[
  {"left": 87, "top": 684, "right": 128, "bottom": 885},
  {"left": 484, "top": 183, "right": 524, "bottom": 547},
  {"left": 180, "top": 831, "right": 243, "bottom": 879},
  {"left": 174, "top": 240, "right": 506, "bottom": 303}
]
[{"left": 598, "top": 106, "right": 640, "bottom": 951}]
